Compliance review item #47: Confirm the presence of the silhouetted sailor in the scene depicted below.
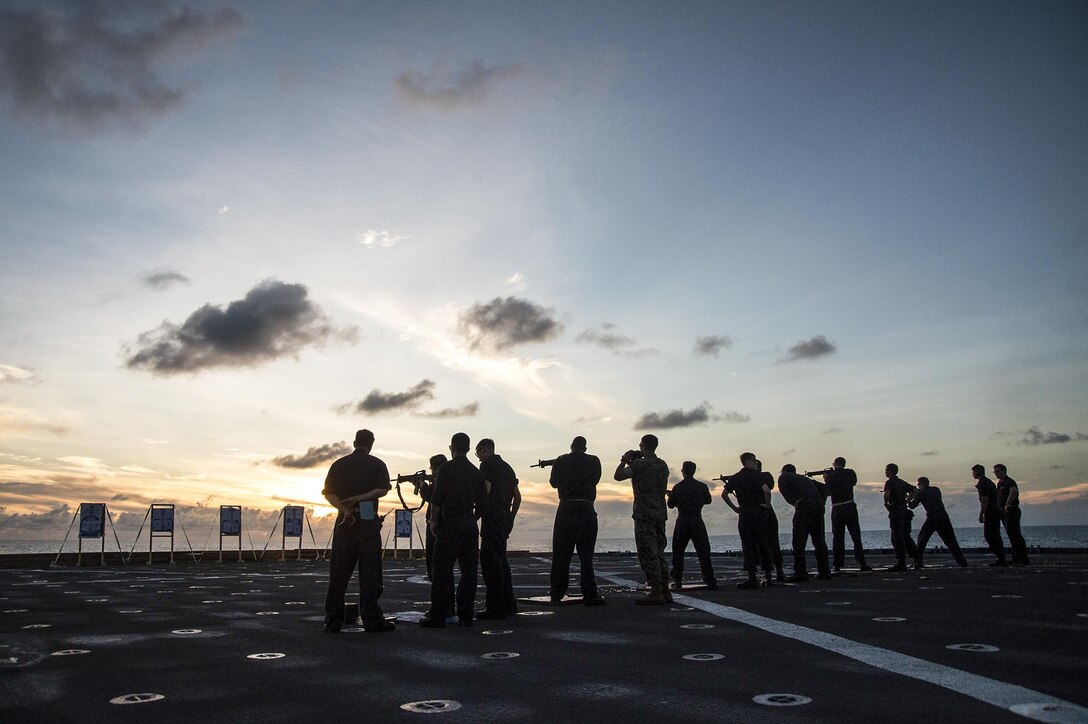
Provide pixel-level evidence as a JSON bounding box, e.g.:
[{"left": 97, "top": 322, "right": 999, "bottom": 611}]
[
  {"left": 994, "top": 464, "right": 1030, "bottom": 565},
  {"left": 721, "top": 452, "right": 774, "bottom": 589},
  {"left": 908, "top": 477, "right": 968, "bottom": 567},
  {"left": 322, "top": 429, "right": 394, "bottom": 633},
  {"left": 614, "top": 434, "right": 672, "bottom": 605},
  {"left": 667, "top": 461, "right": 717, "bottom": 590},
  {"left": 825, "top": 457, "right": 872, "bottom": 572},
  {"left": 549, "top": 436, "right": 605, "bottom": 605},
  {"left": 475, "top": 438, "right": 522, "bottom": 619},
  {"left": 972, "top": 464, "right": 1007, "bottom": 566},
  {"left": 755, "top": 460, "right": 786, "bottom": 582},
  {"left": 420, "top": 432, "right": 487, "bottom": 628},
  {"left": 777, "top": 464, "right": 831, "bottom": 582},
  {"left": 883, "top": 463, "right": 920, "bottom": 572},
  {"left": 418, "top": 453, "right": 454, "bottom": 620}
]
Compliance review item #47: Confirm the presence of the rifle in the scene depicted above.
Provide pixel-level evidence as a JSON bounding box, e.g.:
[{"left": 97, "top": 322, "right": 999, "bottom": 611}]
[
  {"left": 804, "top": 468, "right": 833, "bottom": 477},
  {"left": 531, "top": 459, "right": 557, "bottom": 469}
]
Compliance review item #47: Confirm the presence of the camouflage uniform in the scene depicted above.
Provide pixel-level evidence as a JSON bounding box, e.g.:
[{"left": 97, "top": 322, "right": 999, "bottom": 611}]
[{"left": 629, "top": 455, "right": 670, "bottom": 585}]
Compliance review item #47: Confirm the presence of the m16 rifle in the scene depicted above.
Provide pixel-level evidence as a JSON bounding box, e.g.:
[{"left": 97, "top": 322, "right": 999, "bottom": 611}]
[
  {"left": 392, "top": 470, "right": 433, "bottom": 512},
  {"left": 804, "top": 468, "right": 834, "bottom": 477},
  {"left": 531, "top": 459, "right": 557, "bottom": 468}
]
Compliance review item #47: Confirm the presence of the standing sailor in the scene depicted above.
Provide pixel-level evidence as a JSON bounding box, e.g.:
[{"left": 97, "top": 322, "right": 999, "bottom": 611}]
[
  {"left": 908, "top": 477, "right": 968, "bottom": 567},
  {"left": 667, "top": 461, "right": 718, "bottom": 590},
  {"left": 824, "top": 457, "right": 872, "bottom": 572},
  {"left": 475, "top": 438, "right": 521, "bottom": 619},
  {"left": 614, "top": 434, "right": 672, "bottom": 605},
  {"left": 549, "top": 436, "right": 606, "bottom": 605},
  {"left": 721, "top": 452, "right": 774, "bottom": 589},
  {"left": 972, "top": 464, "right": 1007, "bottom": 566},
  {"left": 994, "top": 464, "right": 1030, "bottom": 565},
  {"left": 777, "top": 464, "right": 831, "bottom": 582},
  {"left": 883, "top": 463, "right": 920, "bottom": 572}
]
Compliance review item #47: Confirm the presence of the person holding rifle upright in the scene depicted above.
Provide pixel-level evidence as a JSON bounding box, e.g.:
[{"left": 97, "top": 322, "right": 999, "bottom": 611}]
[
  {"left": 883, "top": 463, "right": 921, "bottom": 572},
  {"left": 777, "top": 464, "right": 832, "bottom": 582},
  {"left": 972, "top": 464, "right": 1007, "bottom": 566},
  {"left": 548, "top": 436, "right": 606, "bottom": 605}
]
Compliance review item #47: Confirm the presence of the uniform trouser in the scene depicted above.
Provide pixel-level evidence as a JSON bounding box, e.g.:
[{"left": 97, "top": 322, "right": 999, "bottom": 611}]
[
  {"left": 831, "top": 502, "right": 868, "bottom": 568},
  {"left": 429, "top": 515, "right": 479, "bottom": 620},
  {"left": 738, "top": 506, "right": 773, "bottom": 578},
  {"left": 670, "top": 513, "right": 715, "bottom": 584},
  {"left": 480, "top": 512, "right": 516, "bottom": 613},
  {"left": 888, "top": 510, "right": 919, "bottom": 564},
  {"left": 424, "top": 516, "right": 454, "bottom": 613},
  {"left": 792, "top": 506, "right": 831, "bottom": 577},
  {"left": 325, "top": 519, "right": 384, "bottom": 626},
  {"left": 550, "top": 500, "right": 599, "bottom": 599},
  {"left": 1002, "top": 507, "right": 1030, "bottom": 564},
  {"left": 982, "top": 511, "right": 1007, "bottom": 562},
  {"left": 763, "top": 505, "right": 784, "bottom": 570},
  {"left": 917, "top": 515, "right": 967, "bottom": 566},
  {"left": 633, "top": 518, "right": 669, "bottom": 586}
]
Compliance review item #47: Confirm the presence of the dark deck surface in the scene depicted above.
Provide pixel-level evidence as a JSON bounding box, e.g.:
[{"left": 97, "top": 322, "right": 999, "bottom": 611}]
[{"left": 2, "top": 551, "right": 1087, "bottom": 723}]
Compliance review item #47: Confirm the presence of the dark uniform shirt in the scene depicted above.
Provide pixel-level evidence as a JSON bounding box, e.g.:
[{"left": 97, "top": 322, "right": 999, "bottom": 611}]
[
  {"left": 629, "top": 455, "right": 669, "bottom": 522},
  {"left": 480, "top": 454, "right": 519, "bottom": 515},
  {"left": 550, "top": 451, "right": 602, "bottom": 501},
  {"left": 322, "top": 450, "right": 391, "bottom": 522},
  {"left": 725, "top": 467, "right": 767, "bottom": 508},
  {"left": 667, "top": 477, "right": 712, "bottom": 516},
  {"left": 909, "top": 486, "right": 948, "bottom": 519},
  {"left": 975, "top": 476, "right": 1000, "bottom": 514},
  {"left": 825, "top": 467, "right": 858, "bottom": 504},
  {"left": 996, "top": 477, "right": 1019, "bottom": 510},
  {"left": 431, "top": 456, "right": 487, "bottom": 521},
  {"left": 761, "top": 471, "right": 776, "bottom": 492},
  {"left": 884, "top": 476, "right": 914, "bottom": 513},
  {"left": 777, "top": 472, "right": 825, "bottom": 510}
]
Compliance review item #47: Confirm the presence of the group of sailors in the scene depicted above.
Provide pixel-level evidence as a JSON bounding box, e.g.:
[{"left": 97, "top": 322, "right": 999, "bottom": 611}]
[{"left": 318, "top": 429, "right": 1031, "bottom": 632}]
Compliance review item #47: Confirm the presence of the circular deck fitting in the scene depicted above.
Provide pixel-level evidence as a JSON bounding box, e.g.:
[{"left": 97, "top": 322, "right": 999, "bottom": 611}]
[
  {"left": 991, "top": 594, "right": 1023, "bottom": 599},
  {"left": 3, "top": 609, "right": 28, "bottom": 613},
  {"left": 285, "top": 601, "right": 306, "bottom": 605},
  {"left": 517, "top": 611, "right": 553, "bottom": 616},
  {"left": 229, "top": 593, "right": 248, "bottom": 596},
  {"left": 1009, "top": 701, "right": 1088, "bottom": 722},
  {"left": 872, "top": 617, "right": 906, "bottom": 622},
  {"left": 753, "top": 694, "right": 812, "bottom": 707},
  {"left": 918, "top": 586, "right": 944, "bottom": 590},
  {"left": 171, "top": 629, "right": 202, "bottom": 635},
  {"left": 481, "top": 630, "right": 513, "bottom": 635},
  {"left": 278, "top": 585, "right": 294, "bottom": 588},
  {"left": 682, "top": 653, "right": 724, "bottom": 661},
  {"left": 825, "top": 602, "right": 852, "bottom": 606},
  {"left": 246, "top": 652, "right": 285, "bottom": 660},
  {"left": 670, "top": 606, "right": 694, "bottom": 612},
  {"left": 119, "top": 610, "right": 143, "bottom": 614},
  {"left": 946, "top": 643, "right": 999, "bottom": 652},
  {"left": 110, "top": 693, "right": 165, "bottom": 705},
  {"left": 256, "top": 611, "right": 279, "bottom": 616},
  {"left": 188, "top": 585, "right": 206, "bottom": 589},
  {"left": 481, "top": 652, "right": 520, "bottom": 660},
  {"left": 156, "top": 591, "right": 174, "bottom": 594},
  {"left": 86, "top": 599, "right": 109, "bottom": 603},
  {"left": 680, "top": 624, "right": 714, "bottom": 630},
  {"left": 22, "top": 624, "right": 51, "bottom": 629},
  {"left": 52, "top": 649, "right": 90, "bottom": 656},
  {"left": 400, "top": 700, "right": 462, "bottom": 714},
  {"left": 1077, "top": 613, "right": 1088, "bottom": 618},
  {"left": 202, "top": 600, "right": 222, "bottom": 604}
]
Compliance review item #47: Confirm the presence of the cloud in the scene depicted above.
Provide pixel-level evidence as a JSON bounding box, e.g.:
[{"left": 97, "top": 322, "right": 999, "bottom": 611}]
[
  {"left": 635, "top": 404, "right": 711, "bottom": 430},
  {"left": 0, "top": 364, "right": 33, "bottom": 383},
  {"left": 782, "top": 335, "right": 836, "bottom": 362},
  {"left": 347, "top": 379, "right": 437, "bottom": 414},
  {"left": 270, "top": 441, "right": 352, "bottom": 469},
  {"left": 415, "top": 402, "right": 480, "bottom": 419},
  {"left": 633, "top": 403, "right": 749, "bottom": 430},
  {"left": 143, "top": 270, "right": 190, "bottom": 290},
  {"left": 394, "top": 60, "right": 524, "bottom": 111},
  {"left": 694, "top": 335, "right": 733, "bottom": 357},
  {"left": 1021, "top": 426, "right": 1088, "bottom": 445},
  {"left": 920, "top": 451, "right": 939, "bottom": 456},
  {"left": 821, "top": 427, "right": 845, "bottom": 434},
  {"left": 0, "top": 404, "right": 67, "bottom": 435},
  {"left": 782, "top": 448, "right": 797, "bottom": 457},
  {"left": 0, "top": 3, "right": 244, "bottom": 134},
  {"left": 506, "top": 273, "right": 524, "bottom": 285},
  {"left": 124, "top": 279, "right": 355, "bottom": 375},
  {"left": 577, "top": 323, "right": 658, "bottom": 358},
  {"left": 358, "top": 229, "right": 406, "bottom": 249},
  {"left": 458, "top": 297, "right": 564, "bottom": 353}
]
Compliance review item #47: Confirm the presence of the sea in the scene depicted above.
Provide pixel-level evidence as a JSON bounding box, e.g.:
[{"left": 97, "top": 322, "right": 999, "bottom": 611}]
[{"left": 3, "top": 525, "right": 1087, "bottom": 557}]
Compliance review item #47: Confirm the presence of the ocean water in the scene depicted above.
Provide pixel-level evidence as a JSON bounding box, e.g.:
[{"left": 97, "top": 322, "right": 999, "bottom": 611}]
[{"left": 3, "top": 525, "right": 1087, "bottom": 556}]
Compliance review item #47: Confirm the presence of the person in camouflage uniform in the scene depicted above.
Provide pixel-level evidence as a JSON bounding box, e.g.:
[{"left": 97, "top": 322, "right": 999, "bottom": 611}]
[{"left": 614, "top": 434, "right": 672, "bottom": 605}]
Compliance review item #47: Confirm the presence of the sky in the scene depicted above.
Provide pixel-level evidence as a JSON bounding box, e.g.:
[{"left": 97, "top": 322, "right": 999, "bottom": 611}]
[{"left": 1, "top": 0, "right": 1086, "bottom": 549}]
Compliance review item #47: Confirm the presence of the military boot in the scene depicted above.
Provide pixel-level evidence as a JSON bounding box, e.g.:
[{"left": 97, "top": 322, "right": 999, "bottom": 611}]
[{"left": 635, "top": 583, "right": 666, "bottom": 605}]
